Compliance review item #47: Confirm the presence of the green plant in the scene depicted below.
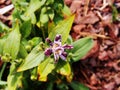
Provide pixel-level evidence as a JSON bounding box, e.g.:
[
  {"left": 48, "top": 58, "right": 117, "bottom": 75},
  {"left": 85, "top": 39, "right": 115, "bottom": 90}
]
[{"left": 0, "top": 0, "right": 93, "bottom": 90}]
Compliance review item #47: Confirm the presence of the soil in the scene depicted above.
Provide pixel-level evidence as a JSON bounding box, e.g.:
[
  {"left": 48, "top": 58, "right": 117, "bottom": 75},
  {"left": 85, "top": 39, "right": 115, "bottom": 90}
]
[{"left": 0, "top": 0, "right": 120, "bottom": 90}]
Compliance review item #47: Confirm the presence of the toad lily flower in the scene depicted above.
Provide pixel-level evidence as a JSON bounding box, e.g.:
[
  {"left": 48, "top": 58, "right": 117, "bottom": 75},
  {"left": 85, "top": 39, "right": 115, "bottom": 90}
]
[{"left": 44, "top": 34, "right": 73, "bottom": 62}]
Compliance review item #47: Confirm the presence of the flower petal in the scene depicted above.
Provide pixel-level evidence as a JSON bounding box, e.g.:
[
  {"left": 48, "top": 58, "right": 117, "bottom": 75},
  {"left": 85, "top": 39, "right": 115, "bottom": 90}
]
[
  {"left": 46, "top": 38, "right": 53, "bottom": 46},
  {"left": 54, "top": 41, "right": 61, "bottom": 47},
  {"left": 54, "top": 52, "right": 59, "bottom": 62},
  {"left": 54, "top": 46, "right": 64, "bottom": 55},
  {"left": 60, "top": 52, "right": 67, "bottom": 60},
  {"left": 55, "top": 34, "right": 61, "bottom": 42},
  {"left": 44, "top": 48, "right": 52, "bottom": 56},
  {"left": 63, "top": 44, "right": 73, "bottom": 49}
]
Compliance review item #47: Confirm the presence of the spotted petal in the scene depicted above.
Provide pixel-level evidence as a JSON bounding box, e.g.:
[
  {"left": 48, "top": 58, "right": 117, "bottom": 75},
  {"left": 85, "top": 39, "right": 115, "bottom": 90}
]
[
  {"left": 54, "top": 47, "right": 64, "bottom": 54},
  {"left": 60, "top": 52, "right": 67, "bottom": 60},
  {"left": 55, "top": 34, "right": 61, "bottom": 42},
  {"left": 63, "top": 44, "right": 73, "bottom": 49},
  {"left": 46, "top": 38, "right": 53, "bottom": 46},
  {"left": 54, "top": 52, "right": 59, "bottom": 62},
  {"left": 44, "top": 48, "right": 52, "bottom": 56}
]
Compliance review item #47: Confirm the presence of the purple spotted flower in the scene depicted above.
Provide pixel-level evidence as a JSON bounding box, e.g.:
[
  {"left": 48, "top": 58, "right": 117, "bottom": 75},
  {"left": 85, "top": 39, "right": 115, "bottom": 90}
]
[{"left": 44, "top": 34, "right": 73, "bottom": 62}]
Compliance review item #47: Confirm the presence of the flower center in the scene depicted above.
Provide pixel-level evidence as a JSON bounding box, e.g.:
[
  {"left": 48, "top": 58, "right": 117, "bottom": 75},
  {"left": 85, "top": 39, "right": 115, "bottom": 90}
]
[{"left": 52, "top": 43, "right": 60, "bottom": 49}]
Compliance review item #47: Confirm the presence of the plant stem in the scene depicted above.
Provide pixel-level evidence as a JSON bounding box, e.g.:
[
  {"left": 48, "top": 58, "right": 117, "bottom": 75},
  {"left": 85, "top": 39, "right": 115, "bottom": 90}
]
[
  {"left": 41, "top": 27, "right": 45, "bottom": 40},
  {"left": 79, "top": 32, "right": 110, "bottom": 39},
  {"left": 0, "top": 63, "right": 7, "bottom": 80}
]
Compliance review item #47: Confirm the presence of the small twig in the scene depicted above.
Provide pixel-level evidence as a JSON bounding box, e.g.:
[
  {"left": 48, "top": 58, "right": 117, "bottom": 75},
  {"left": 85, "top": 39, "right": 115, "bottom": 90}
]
[
  {"left": 81, "top": 70, "right": 90, "bottom": 82},
  {"left": 96, "top": 11, "right": 103, "bottom": 20},
  {"left": 84, "top": 0, "right": 90, "bottom": 16},
  {"left": 0, "top": 4, "right": 14, "bottom": 15},
  {"left": 99, "top": 0, "right": 109, "bottom": 10},
  {"left": 85, "top": 84, "right": 101, "bottom": 90},
  {"left": 79, "top": 32, "right": 110, "bottom": 39}
]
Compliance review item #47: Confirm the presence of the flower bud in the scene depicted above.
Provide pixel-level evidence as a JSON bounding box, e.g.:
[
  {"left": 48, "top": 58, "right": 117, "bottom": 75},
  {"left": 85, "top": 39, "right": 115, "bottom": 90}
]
[
  {"left": 25, "top": 45, "right": 32, "bottom": 52},
  {"left": 28, "top": 40, "right": 34, "bottom": 46},
  {"left": 30, "top": 75, "right": 37, "bottom": 81},
  {"left": 1, "top": 56, "right": 9, "bottom": 62}
]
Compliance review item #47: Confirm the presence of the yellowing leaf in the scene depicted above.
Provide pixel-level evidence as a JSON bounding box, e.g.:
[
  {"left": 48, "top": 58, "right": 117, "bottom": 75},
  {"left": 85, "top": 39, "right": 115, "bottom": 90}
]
[
  {"left": 56, "top": 61, "right": 71, "bottom": 76},
  {"left": 37, "top": 57, "right": 55, "bottom": 82}
]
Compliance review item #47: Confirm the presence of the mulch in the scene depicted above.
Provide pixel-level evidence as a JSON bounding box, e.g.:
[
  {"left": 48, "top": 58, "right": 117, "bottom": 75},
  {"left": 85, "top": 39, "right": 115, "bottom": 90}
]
[
  {"left": 65, "top": 0, "right": 120, "bottom": 90},
  {"left": 0, "top": 0, "right": 120, "bottom": 90},
  {"left": 0, "top": 0, "right": 12, "bottom": 26}
]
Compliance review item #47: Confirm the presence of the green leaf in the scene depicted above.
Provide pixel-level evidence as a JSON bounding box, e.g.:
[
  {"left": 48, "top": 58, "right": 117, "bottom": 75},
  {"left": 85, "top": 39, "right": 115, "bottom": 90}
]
[
  {"left": 66, "top": 35, "right": 73, "bottom": 44},
  {"left": 49, "top": 15, "right": 75, "bottom": 44},
  {"left": 37, "top": 57, "right": 55, "bottom": 81},
  {"left": 26, "top": 0, "right": 46, "bottom": 15},
  {"left": 39, "top": 7, "right": 49, "bottom": 24},
  {"left": 46, "top": 0, "right": 54, "bottom": 5},
  {"left": 21, "top": 0, "right": 46, "bottom": 24},
  {"left": 48, "top": 22, "right": 55, "bottom": 34},
  {"left": 0, "top": 21, "right": 9, "bottom": 32},
  {"left": 30, "top": 37, "right": 42, "bottom": 47},
  {"left": 56, "top": 83, "right": 69, "bottom": 90},
  {"left": 56, "top": 60, "right": 73, "bottom": 82},
  {"left": 46, "top": 82, "right": 54, "bottom": 90},
  {"left": 20, "top": 20, "right": 31, "bottom": 38},
  {"left": 30, "top": 13, "right": 37, "bottom": 24},
  {"left": 12, "top": 8, "right": 21, "bottom": 21},
  {"left": 40, "top": 14, "right": 49, "bottom": 24},
  {"left": 0, "top": 38, "right": 6, "bottom": 54},
  {"left": 112, "top": 5, "right": 119, "bottom": 22},
  {"left": 3, "top": 21, "right": 21, "bottom": 60},
  {"left": 56, "top": 61, "right": 71, "bottom": 76},
  {"left": 62, "top": 5, "right": 71, "bottom": 16},
  {"left": 70, "top": 81, "right": 89, "bottom": 90},
  {"left": 53, "top": 13, "right": 63, "bottom": 24},
  {"left": 0, "top": 81, "right": 7, "bottom": 85},
  {"left": 47, "top": 8, "right": 54, "bottom": 21},
  {"left": 7, "top": 63, "right": 23, "bottom": 90},
  {"left": 18, "top": 43, "right": 28, "bottom": 58},
  {"left": 72, "top": 37, "right": 93, "bottom": 62},
  {"left": 7, "top": 73, "right": 22, "bottom": 90},
  {"left": 17, "top": 44, "right": 45, "bottom": 72}
]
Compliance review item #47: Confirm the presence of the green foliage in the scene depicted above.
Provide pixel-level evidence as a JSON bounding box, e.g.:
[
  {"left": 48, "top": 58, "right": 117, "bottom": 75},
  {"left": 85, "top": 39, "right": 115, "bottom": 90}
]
[
  {"left": 56, "top": 60, "right": 71, "bottom": 77},
  {"left": 20, "top": 20, "right": 32, "bottom": 38},
  {"left": 0, "top": 81, "right": 7, "bottom": 89},
  {"left": 111, "top": 5, "right": 119, "bottom": 22},
  {"left": 3, "top": 21, "right": 21, "bottom": 60},
  {"left": 7, "top": 62, "right": 23, "bottom": 90},
  {"left": 0, "top": 21, "right": 9, "bottom": 33},
  {"left": 72, "top": 37, "right": 93, "bottom": 62},
  {"left": 17, "top": 44, "right": 45, "bottom": 72},
  {"left": 37, "top": 57, "right": 55, "bottom": 81},
  {"left": 0, "top": 38, "right": 6, "bottom": 54},
  {"left": 70, "top": 81, "right": 89, "bottom": 90},
  {"left": 0, "top": 81, "right": 7, "bottom": 85},
  {"left": 49, "top": 15, "right": 75, "bottom": 44},
  {"left": 18, "top": 43, "right": 28, "bottom": 58},
  {"left": 0, "top": 0, "right": 94, "bottom": 90}
]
